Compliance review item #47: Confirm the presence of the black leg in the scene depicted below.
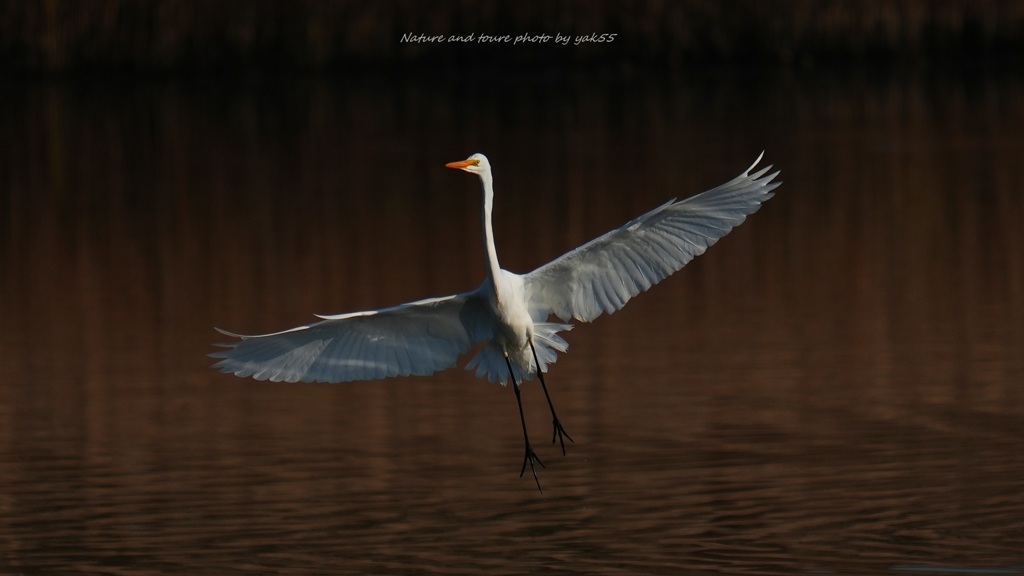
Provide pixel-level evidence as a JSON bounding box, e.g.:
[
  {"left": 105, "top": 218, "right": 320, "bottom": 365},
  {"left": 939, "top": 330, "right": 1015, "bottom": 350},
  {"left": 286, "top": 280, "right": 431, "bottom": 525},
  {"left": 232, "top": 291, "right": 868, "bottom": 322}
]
[
  {"left": 529, "top": 340, "right": 574, "bottom": 455},
  {"left": 506, "top": 355, "right": 544, "bottom": 492}
]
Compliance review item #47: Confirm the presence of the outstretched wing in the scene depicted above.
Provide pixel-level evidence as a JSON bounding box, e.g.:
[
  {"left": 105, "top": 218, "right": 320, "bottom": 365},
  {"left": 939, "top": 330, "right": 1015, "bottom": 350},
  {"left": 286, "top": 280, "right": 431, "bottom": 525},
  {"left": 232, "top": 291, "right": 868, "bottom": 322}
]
[
  {"left": 210, "top": 291, "right": 492, "bottom": 383},
  {"left": 524, "top": 154, "right": 780, "bottom": 323}
]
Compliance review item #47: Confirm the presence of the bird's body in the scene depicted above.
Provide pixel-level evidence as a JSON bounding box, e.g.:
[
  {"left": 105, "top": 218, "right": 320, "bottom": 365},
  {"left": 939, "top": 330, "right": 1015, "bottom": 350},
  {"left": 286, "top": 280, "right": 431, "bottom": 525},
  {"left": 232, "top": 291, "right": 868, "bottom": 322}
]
[
  {"left": 490, "top": 272, "right": 532, "bottom": 368},
  {"left": 212, "top": 152, "right": 780, "bottom": 490}
]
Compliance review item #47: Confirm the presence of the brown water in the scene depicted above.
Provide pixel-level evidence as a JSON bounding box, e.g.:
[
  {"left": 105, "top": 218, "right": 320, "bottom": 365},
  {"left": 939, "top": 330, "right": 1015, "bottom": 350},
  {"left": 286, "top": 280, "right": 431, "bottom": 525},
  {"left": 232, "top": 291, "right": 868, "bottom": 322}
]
[{"left": 2, "top": 69, "right": 1023, "bottom": 575}]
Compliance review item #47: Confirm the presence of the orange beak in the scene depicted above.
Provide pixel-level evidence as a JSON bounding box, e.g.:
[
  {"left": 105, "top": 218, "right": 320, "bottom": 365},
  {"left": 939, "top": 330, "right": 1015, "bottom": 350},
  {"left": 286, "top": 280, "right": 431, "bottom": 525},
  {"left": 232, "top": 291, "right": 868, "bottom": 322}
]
[{"left": 445, "top": 158, "right": 479, "bottom": 169}]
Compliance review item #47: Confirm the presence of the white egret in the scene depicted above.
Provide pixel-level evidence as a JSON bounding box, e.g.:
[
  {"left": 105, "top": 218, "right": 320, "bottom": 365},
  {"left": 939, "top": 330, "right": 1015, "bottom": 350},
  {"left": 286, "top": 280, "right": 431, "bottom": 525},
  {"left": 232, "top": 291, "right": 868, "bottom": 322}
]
[{"left": 212, "top": 152, "right": 780, "bottom": 490}]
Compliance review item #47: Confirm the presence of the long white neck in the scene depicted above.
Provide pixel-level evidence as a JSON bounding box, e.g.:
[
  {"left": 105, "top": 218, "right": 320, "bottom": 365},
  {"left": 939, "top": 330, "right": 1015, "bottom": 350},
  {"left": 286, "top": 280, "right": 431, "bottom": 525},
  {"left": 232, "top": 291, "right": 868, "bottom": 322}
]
[{"left": 480, "top": 171, "right": 503, "bottom": 295}]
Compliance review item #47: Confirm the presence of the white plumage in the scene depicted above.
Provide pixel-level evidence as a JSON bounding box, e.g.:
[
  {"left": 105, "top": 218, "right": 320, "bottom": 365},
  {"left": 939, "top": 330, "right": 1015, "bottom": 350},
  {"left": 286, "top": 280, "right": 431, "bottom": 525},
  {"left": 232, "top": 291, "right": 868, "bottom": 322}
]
[{"left": 211, "top": 152, "right": 780, "bottom": 489}]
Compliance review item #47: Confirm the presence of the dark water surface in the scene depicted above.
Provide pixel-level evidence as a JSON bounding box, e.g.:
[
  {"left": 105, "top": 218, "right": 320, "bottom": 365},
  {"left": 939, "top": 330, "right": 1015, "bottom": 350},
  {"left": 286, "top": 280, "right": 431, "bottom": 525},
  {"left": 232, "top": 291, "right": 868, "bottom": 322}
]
[{"left": 2, "top": 69, "right": 1023, "bottom": 575}]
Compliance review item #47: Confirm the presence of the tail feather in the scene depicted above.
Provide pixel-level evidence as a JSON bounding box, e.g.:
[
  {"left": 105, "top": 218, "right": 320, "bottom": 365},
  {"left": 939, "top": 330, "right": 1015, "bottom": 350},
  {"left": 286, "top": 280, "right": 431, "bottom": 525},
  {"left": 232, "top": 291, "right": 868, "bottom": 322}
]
[
  {"left": 532, "top": 321, "right": 572, "bottom": 372},
  {"left": 464, "top": 322, "right": 573, "bottom": 385}
]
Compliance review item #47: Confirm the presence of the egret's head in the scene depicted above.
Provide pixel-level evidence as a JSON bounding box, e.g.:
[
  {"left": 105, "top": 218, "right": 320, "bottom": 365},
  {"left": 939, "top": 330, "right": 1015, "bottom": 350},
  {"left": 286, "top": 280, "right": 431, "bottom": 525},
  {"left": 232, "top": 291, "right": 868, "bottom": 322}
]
[{"left": 445, "top": 153, "right": 490, "bottom": 175}]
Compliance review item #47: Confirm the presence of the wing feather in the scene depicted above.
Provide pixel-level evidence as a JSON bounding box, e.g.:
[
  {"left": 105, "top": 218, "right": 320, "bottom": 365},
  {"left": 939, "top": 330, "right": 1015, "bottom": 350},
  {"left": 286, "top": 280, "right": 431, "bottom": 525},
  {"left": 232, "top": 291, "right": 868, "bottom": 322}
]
[
  {"left": 525, "top": 154, "right": 780, "bottom": 323},
  {"left": 210, "top": 291, "right": 491, "bottom": 383}
]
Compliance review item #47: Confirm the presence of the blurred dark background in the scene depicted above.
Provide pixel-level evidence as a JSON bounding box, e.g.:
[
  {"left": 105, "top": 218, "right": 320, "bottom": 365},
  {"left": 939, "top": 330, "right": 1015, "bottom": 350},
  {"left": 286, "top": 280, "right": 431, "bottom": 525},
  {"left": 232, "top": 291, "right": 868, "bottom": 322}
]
[
  {"left": 3, "top": 2, "right": 1024, "bottom": 574},
  {"left": 2, "top": 0, "right": 1023, "bottom": 72}
]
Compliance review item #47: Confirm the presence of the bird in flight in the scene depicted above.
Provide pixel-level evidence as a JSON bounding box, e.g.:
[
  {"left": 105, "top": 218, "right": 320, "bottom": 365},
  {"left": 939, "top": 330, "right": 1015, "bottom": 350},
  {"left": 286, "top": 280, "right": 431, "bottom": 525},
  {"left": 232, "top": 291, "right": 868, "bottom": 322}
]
[{"left": 212, "top": 153, "right": 780, "bottom": 491}]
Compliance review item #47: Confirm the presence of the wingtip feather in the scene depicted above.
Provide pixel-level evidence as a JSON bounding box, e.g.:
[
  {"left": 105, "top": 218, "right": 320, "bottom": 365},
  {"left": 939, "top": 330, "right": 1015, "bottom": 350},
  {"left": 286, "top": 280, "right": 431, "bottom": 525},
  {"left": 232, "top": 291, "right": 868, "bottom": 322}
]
[{"left": 748, "top": 151, "right": 765, "bottom": 173}]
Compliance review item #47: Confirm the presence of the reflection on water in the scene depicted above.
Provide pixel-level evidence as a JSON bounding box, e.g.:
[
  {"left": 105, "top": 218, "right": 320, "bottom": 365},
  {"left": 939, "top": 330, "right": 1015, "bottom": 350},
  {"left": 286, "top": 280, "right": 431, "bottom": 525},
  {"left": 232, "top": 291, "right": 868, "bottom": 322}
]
[{"left": 1, "top": 69, "right": 1023, "bottom": 574}]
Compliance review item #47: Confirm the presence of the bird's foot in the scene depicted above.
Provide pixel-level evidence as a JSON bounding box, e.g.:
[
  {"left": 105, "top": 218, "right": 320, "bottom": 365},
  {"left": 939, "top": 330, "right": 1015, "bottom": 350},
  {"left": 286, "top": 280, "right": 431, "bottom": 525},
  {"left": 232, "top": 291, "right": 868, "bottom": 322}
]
[
  {"left": 551, "top": 418, "right": 575, "bottom": 456},
  {"left": 520, "top": 444, "right": 546, "bottom": 492}
]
